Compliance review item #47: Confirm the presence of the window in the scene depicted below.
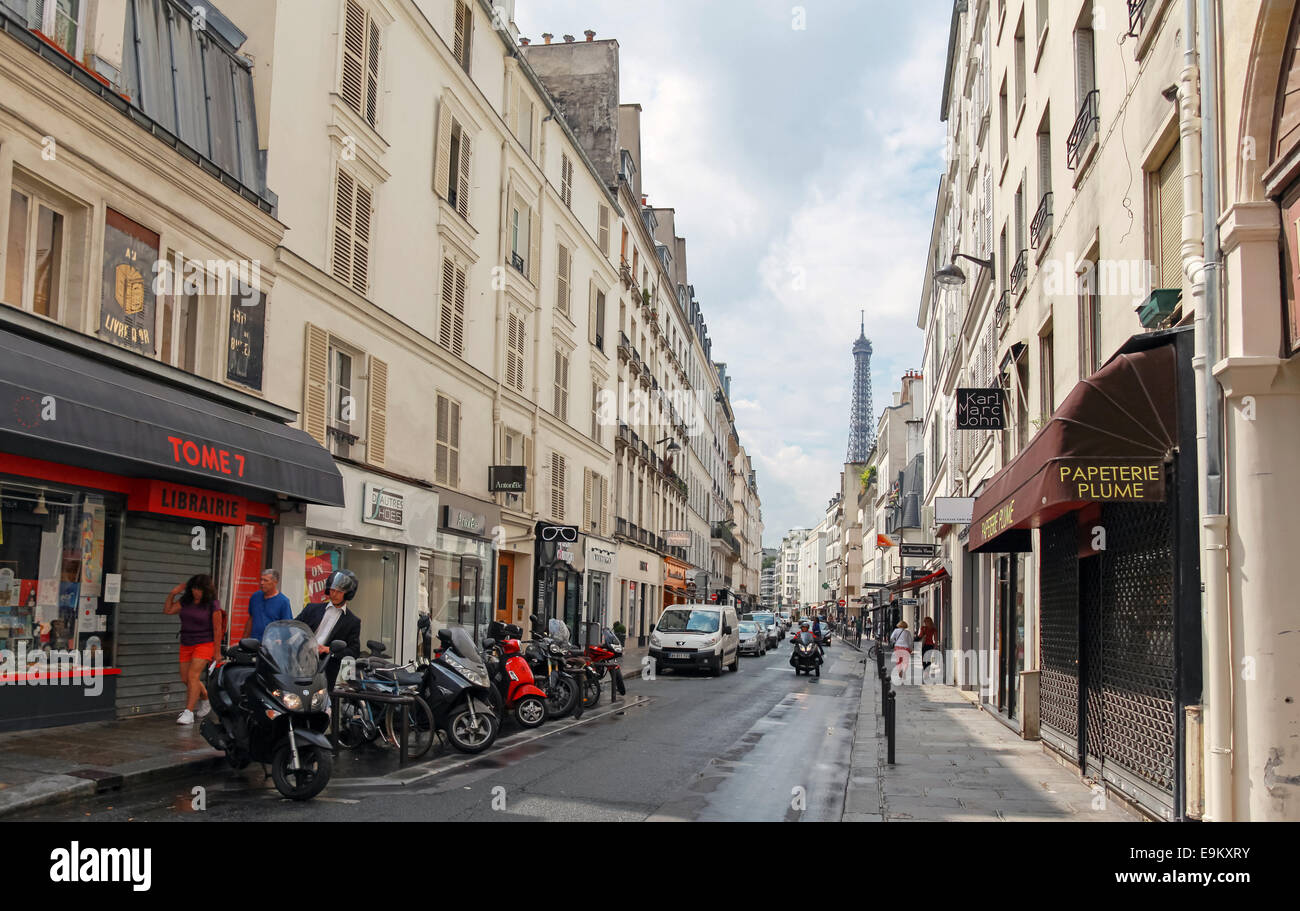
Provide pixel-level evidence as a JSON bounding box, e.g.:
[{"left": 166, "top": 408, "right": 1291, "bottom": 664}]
[
  {"left": 340, "top": 0, "right": 381, "bottom": 129},
  {"left": 436, "top": 393, "right": 461, "bottom": 487},
  {"left": 1039, "top": 327, "right": 1055, "bottom": 416},
  {"left": 551, "top": 452, "right": 566, "bottom": 521},
  {"left": 509, "top": 198, "right": 533, "bottom": 275},
  {"left": 329, "top": 347, "right": 357, "bottom": 458},
  {"left": 553, "top": 348, "right": 569, "bottom": 421},
  {"left": 1037, "top": 0, "right": 1049, "bottom": 42},
  {"left": 1075, "top": 17, "right": 1095, "bottom": 108},
  {"left": 28, "top": 0, "right": 86, "bottom": 59},
  {"left": 598, "top": 205, "right": 610, "bottom": 256},
  {"left": 591, "top": 382, "right": 602, "bottom": 442},
  {"left": 505, "top": 310, "right": 526, "bottom": 393},
  {"left": 998, "top": 77, "right": 1009, "bottom": 164},
  {"left": 439, "top": 258, "right": 467, "bottom": 356},
  {"left": 1014, "top": 14, "right": 1026, "bottom": 117},
  {"left": 453, "top": 0, "right": 472, "bottom": 74},
  {"left": 590, "top": 285, "right": 606, "bottom": 352},
  {"left": 514, "top": 84, "right": 534, "bottom": 155},
  {"left": 1151, "top": 143, "right": 1184, "bottom": 291},
  {"left": 4, "top": 188, "right": 65, "bottom": 319},
  {"left": 448, "top": 122, "right": 472, "bottom": 220},
  {"left": 332, "top": 168, "right": 372, "bottom": 295},
  {"left": 561, "top": 155, "right": 573, "bottom": 209},
  {"left": 556, "top": 243, "right": 571, "bottom": 316},
  {"left": 1015, "top": 349, "right": 1031, "bottom": 453},
  {"left": 1078, "top": 248, "right": 1102, "bottom": 377},
  {"left": 160, "top": 287, "right": 200, "bottom": 373}
]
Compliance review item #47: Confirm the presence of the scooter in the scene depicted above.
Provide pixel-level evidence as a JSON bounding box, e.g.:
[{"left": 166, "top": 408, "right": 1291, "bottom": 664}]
[
  {"left": 526, "top": 615, "right": 584, "bottom": 720},
  {"left": 201, "top": 620, "right": 339, "bottom": 800},
  {"left": 483, "top": 621, "right": 549, "bottom": 729},
  {"left": 419, "top": 627, "right": 501, "bottom": 753},
  {"left": 789, "top": 629, "right": 823, "bottom": 677}
]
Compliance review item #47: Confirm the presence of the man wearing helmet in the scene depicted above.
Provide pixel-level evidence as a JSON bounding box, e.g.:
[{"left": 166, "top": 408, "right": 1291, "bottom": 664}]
[{"left": 298, "top": 569, "right": 362, "bottom": 689}]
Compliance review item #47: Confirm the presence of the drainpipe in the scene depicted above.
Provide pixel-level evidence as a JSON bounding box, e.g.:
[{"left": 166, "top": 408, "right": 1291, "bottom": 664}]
[{"left": 1183, "top": 0, "right": 1232, "bottom": 821}]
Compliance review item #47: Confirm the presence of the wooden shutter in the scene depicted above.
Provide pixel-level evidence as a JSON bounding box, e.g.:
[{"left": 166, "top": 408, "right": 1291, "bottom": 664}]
[
  {"left": 583, "top": 467, "right": 593, "bottom": 531},
  {"left": 436, "top": 395, "right": 450, "bottom": 484},
  {"left": 367, "top": 356, "right": 388, "bottom": 467},
  {"left": 557, "top": 244, "right": 570, "bottom": 315},
  {"left": 303, "top": 324, "right": 329, "bottom": 445},
  {"left": 341, "top": 0, "right": 366, "bottom": 118},
  {"left": 449, "top": 399, "right": 461, "bottom": 487},
  {"left": 1075, "top": 28, "right": 1095, "bottom": 103},
  {"left": 1038, "top": 130, "right": 1052, "bottom": 203},
  {"left": 453, "top": 1, "right": 467, "bottom": 67},
  {"left": 599, "top": 474, "right": 610, "bottom": 537},
  {"left": 453, "top": 263, "right": 467, "bottom": 354},
  {"left": 333, "top": 169, "right": 355, "bottom": 286},
  {"left": 434, "top": 103, "right": 453, "bottom": 200},
  {"left": 456, "top": 131, "right": 472, "bottom": 220},
  {"left": 352, "top": 181, "right": 372, "bottom": 295},
  {"left": 551, "top": 453, "right": 566, "bottom": 520},
  {"left": 598, "top": 205, "right": 610, "bottom": 255},
  {"left": 365, "top": 13, "right": 381, "bottom": 127},
  {"left": 440, "top": 258, "right": 456, "bottom": 350},
  {"left": 506, "top": 311, "right": 519, "bottom": 390},
  {"left": 561, "top": 155, "right": 573, "bottom": 208},
  {"left": 524, "top": 436, "right": 534, "bottom": 512},
  {"left": 528, "top": 207, "right": 541, "bottom": 285},
  {"left": 589, "top": 281, "right": 599, "bottom": 346},
  {"left": 1158, "top": 145, "right": 1183, "bottom": 289}
]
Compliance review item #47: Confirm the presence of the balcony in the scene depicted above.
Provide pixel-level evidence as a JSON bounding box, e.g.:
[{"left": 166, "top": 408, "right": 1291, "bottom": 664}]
[
  {"left": 1010, "top": 249, "right": 1028, "bottom": 294},
  {"left": 1127, "top": 0, "right": 1151, "bottom": 38},
  {"left": 619, "top": 260, "right": 633, "bottom": 289},
  {"left": 1067, "top": 90, "right": 1100, "bottom": 171},
  {"left": 616, "top": 516, "right": 629, "bottom": 539},
  {"left": 711, "top": 522, "right": 741, "bottom": 557},
  {"left": 510, "top": 251, "right": 526, "bottom": 275},
  {"left": 616, "top": 422, "right": 632, "bottom": 449},
  {"left": 1029, "top": 192, "right": 1053, "bottom": 249},
  {"left": 994, "top": 290, "right": 1010, "bottom": 329}
]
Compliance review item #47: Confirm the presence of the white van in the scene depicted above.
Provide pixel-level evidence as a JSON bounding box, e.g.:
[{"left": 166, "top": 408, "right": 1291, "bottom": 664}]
[{"left": 649, "top": 604, "right": 741, "bottom": 676}]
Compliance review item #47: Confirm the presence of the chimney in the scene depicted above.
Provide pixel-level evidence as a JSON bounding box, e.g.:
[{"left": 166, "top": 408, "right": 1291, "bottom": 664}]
[
  {"left": 542, "top": 32, "right": 553, "bottom": 44},
  {"left": 520, "top": 37, "right": 530, "bottom": 45},
  {"left": 584, "top": 29, "right": 596, "bottom": 41},
  {"left": 563, "top": 34, "right": 575, "bottom": 43},
  {"left": 641, "top": 193, "right": 648, "bottom": 206}
]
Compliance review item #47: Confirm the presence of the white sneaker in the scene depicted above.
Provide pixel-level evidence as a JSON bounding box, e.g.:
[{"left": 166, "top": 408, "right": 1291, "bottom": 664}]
[
  {"left": 195, "top": 700, "right": 211, "bottom": 719},
  {"left": 176, "top": 709, "right": 195, "bottom": 725}
]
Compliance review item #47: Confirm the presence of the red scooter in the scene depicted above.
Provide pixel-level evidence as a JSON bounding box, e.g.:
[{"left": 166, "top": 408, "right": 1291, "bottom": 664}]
[{"left": 483, "top": 630, "right": 549, "bottom": 729}]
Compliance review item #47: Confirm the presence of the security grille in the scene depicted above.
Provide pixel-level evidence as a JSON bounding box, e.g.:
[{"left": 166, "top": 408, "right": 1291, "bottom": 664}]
[
  {"left": 1081, "top": 555, "right": 1104, "bottom": 777},
  {"left": 1100, "top": 500, "right": 1176, "bottom": 798},
  {"left": 1038, "top": 515, "right": 1079, "bottom": 746}
]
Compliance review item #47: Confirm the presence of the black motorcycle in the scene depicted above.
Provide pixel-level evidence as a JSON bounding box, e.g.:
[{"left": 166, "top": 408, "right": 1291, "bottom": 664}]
[
  {"left": 526, "top": 615, "right": 584, "bottom": 720},
  {"left": 789, "top": 630, "right": 823, "bottom": 677},
  {"left": 419, "top": 627, "right": 501, "bottom": 753},
  {"left": 201, "top": 620, "right": 340, "bottom": 800}
]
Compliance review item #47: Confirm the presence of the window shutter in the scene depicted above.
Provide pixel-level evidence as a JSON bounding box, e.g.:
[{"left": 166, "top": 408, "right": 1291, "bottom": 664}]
[
  {"left": 589, "top": 281, "right": 598, "bottom": 347},
  {"left": 440, "top": 258, "right": 456, "bottom": 350},
  {"left": 1158, "top": 146, "right": 1183, "bottom": 289},
  {"left": 456, "top": 131, "right": 472, "bottom": 219},
  {"left": 453, "top": 1, "right": 467, "bottom": 66},
  {"left": 332, "top": 169, "right": 355, "bottom": 286},
  {"left": 340, "top": 0, "right": 366, "bottom": 118},
  {"left": 506, "top": 312, "right": 519, "bottom": 390},
  {"left": 352, "top": 182, "right": 372, "bottom": 295},
  {"left": 449, "top": 399, "right": 461, "bottom": 487},
  {"left": 557, "top": 245, "right": 570, "bottom": 315},
  {"left": 584, "top": 467, "right": 593, "bottom": 531},
  {"left": 27, "top": 1, "right": 45, "bottom": 31},
  {"left": 303, "top": 324, "right": 330, "bottom": 445},
  {"left": 434, "top": 103, "right": 453, "bottom": 200},
  {"left": 528, "top": 208, "right": 541, "bottom": 285},
  {"left": 365, "top": 13, "right": 381, "bottom": 127},
  {"left": 453, "top": 263, "right": 467, "bottom": 355},
  {"left": 561, "top": 156, "right": 573, "bottom": 208},
  {"left": 599, "top": 475, "right": 610, "bottom": 537},
  {"left": 1075, "top": 28, "right": 1095, "bottom": 103},
  {"left": 436, "top": 395, "right": 450, "bottom": 485},
  {"left": 1038, "top": 131, "right": 1052, "bottom": 203},
  {"left": 598, "top": 205, "right": 610, "bottom": 255},
  {"left": 367, "top": 356, "right": 388, "bottom": 467},
  {"left": 551, "top": 453, "right": 566, "bottom": 520},
  {"left": 524, "top": 436, "right": 534, "bottom": 513}
]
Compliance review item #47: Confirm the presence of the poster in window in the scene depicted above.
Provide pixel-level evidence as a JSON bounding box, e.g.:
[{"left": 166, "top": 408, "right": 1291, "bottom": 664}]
[
  {"left": 99, "top": 209, "right": 160, "bottom": 354},
  {"left": 226, "top": 288, "right": 266, "bottom": 390}
]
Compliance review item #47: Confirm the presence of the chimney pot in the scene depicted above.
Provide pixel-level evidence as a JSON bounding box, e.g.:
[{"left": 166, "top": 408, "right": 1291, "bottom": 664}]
[
  {"left": 641, "top": 193, "right": 648, "bottom": 205},
  {"left": 585, "top": 29, "right": 596, "bottom": 41},
  {"left": 520, "top": 37, "right": 530, "bottom": 45},
  {"left": 542, "top": 32, "right": 553, "bottom": 44},
  {"left": 563, "top": 34, "right": 575, "bottom": 43}
]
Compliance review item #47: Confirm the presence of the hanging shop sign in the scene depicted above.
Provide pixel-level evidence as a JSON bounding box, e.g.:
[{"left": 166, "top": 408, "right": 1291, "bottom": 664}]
[
  {"left": 956, "top": 388, "right": 1005, "bottom": 430},
  {"left": 663, "top": 530, "right": 691, "bottom": 548},
  {"left": 362, "top": 483, "right": 406, "bottom": 529},
  {"left": 899, "top": 543, "right": 939, "bottom": 558},
  {"left": 99, "top": 209, "right": 159, "bottom": 354},
  {"left": 935, "top": 497, "right": 976, "bottom": 525},
  {"left": 488, "top": 466, "right": 527, "bottom": 493}
]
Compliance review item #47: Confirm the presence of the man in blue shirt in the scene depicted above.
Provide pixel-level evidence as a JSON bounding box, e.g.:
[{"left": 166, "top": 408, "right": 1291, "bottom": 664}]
[{"left": 247, "top": 569, "right": 292, "bottom": 640}]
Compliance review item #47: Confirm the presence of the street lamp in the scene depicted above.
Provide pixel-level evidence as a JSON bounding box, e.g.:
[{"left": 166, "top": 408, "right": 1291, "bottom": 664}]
[{"left": 934, "top": 252, "right": 994, "bottom": 287}]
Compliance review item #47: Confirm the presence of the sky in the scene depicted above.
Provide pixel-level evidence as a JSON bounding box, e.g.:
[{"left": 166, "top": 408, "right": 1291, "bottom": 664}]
[{"left": 517, "top": 1, "right": 950, "bottom": 547}]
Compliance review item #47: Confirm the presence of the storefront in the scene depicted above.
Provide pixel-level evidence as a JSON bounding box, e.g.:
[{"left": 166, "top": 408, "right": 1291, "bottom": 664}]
[
  {"left": 427, "top": 493, "right": 499, "bottom": 646},
  {"left": 534, "top": 522, "right": 581, "bottom": 639},
  {"left": 584, "top": 537, "right": 616, "bottom": 641},
  {"left": 0, "top": 320, "right": 343, "bottom": 730},
  {"left": 969, "top": 329, "right": 1201, "bottom": 820},
  {"left": 662, "top": 555, "right": 690, "bottom": 609},
  {"left": 295, "top": 463, "right": 441, "bottom": 662}
]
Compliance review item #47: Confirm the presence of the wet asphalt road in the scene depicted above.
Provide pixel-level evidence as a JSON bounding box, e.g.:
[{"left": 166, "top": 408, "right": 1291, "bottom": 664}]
[{"left": 14, "top": 639, "right": 867, "bottom": 822}]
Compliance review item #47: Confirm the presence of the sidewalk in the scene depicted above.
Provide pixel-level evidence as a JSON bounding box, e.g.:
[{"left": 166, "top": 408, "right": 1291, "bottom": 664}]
[
  {"left": 0, "top": 715, "right": 225, "bottom": 818},
  {"left": 843, "top": 657, "right": 1142, "bottom": 822}
]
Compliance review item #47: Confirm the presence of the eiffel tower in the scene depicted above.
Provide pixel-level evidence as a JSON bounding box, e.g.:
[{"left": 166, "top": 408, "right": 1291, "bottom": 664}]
[{"left": 846, "top": 312, "right": 874, "bottom": 463}]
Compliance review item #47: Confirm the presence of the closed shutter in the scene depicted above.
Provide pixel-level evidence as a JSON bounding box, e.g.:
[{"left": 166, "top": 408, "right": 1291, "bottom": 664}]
[
  {"left": 553, "top": 350, "right": 568, "bottom": 421},
  {"left": 1157, "top": 145, "right": 1183, "bottom": 289},
  {"left": 434, "top": 102, "right": 453, "bottom": 200},
  {"left": 528, "top": 207, "right": 541, "bottom": 285},
  {"left": 524, "top": 436, "right": 534, "bottom": 513},
  {"left": 599, "top": 474, "right": 610, "bottom": 537},
  {"left": 561, "top": 155, "right": 573, "bottom": 208},
  {"left": 365, "top": 13, "right": 381, "bottom": 128},
  {"left": 115, "top": 517, "right": 217, "bottom": 718},
  {"left": 352, "top": 182, "right": 371, "bottom": 295},
  {"left": 440, "top": 258, "right": 456, "bottom": 350},
  {"left": 303, "top": 323, "right": 330, "bottom": 445},
  {"left": 367, "top": 356, "right": 387, "bottom": 467},
  {"left": 449, "top": 399, "right": 461, "bottom": 487},
  {"left": 436, "top": 395, "right": 450, "bottom": 485},
  {"left": 506, "top": 312, "right": 519, "bottom": 390},
  {"left": 584, "top": 467, "right": 593, "bottom": 531},
  {"left": 340, "top": 0, "right": 366, "bottom": 119},
  {"left": 332, "top": 169, "right": 355, "bottom": 286},
  {"left": 1075, "top": 28, "right": 1095, "bottom": 103},
  {"left": 598, "top": 205, "right": 610, "bottom": 255},
  {"left": 456, "top": 131, "right": 472, "bottom": 220},
  {"left": 551, "top": 453, "right": 566, "bottom": 521},
  {"left": 557, "top": 244, "right": 570, "bottom": 315}
]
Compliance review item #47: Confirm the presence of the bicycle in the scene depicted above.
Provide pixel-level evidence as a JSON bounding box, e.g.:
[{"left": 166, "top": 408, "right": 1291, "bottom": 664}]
[{"left": 336, "top": 653, "right": 437, "bottom": 760}]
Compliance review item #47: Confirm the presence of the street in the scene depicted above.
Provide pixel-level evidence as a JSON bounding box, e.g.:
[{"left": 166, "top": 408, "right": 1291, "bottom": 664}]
[{"left": 11, "top": 642, "right": 865, "bottom": 822}]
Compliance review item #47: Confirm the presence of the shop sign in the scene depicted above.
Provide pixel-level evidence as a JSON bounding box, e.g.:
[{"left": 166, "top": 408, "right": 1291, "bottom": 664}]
[
  {"left": 956, "top": 388, "right": 1004, "bottom": 430},
  {"left": 488, "top": 466, "right": 527, "bottom": 493},
  {"left": 1054, "top": 460, "right": 1164, "bottom": 502},
  {"left": 663, "top": 530, "right": 690, "bottom": 548},
  {"left": 442, "top": 505, "right": 485, "bottom": 535},
  {"left": 99, "top": 210, "right": 160, "bottom": 354},
  {"left": 226, "top": 288, "right": 266, "bottom": 391},
  {"left": 935, "top": 497, "right": 975, "bottom": 525},
  {"left": 363, "top": 483, "right": 406, "bottom": 529},
  {"left": 145, "top": 480, "right": 245, "bottom": 524},
  {"left": 555, "top": 540, "right": 578, "bottom": 565},
  {"left": 586, "top": 540, "right": 616, "bottom": 571},
  {"left": 165, "top": 435, "right": 248, "bottom": 479},
  {"left": 900, "top": 543, "right": 939, "bottom": 558}
]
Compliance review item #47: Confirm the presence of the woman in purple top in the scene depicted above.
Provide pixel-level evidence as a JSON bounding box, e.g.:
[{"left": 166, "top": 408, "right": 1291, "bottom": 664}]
[{"left": 163, "top": 574, "right": 224, "bottom": 725}]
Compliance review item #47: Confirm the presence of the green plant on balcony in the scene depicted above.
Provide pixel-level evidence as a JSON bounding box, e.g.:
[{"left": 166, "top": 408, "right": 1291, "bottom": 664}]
[
  {"left": 641, "top": 288, "right": 651, "bottom": 308},
  {"left": 859, "top": 465, "right": 877, "bottom": 492}
]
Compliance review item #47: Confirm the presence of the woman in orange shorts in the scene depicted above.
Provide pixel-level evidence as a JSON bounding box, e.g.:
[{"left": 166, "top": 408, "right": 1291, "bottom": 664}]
[{"left": 163, "top": 575, "right": 224, "bottom": 725}]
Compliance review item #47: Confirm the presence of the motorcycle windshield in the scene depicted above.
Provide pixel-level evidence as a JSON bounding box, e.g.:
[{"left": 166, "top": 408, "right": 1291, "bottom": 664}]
[
  {"left": 447, "top": 627, "right": 486, "bottom": 668},
  {"left": 601, "top": 628, "right": 620, "bottom": 648},
  {"left": 547, "top": 618, "right": 572, "bottom": 643},
  {"left": 797, "top": 632, "right": 817, "bottom": 645},
  {"left": 259, "top": 621, "right": 320, "bottom": 677}
]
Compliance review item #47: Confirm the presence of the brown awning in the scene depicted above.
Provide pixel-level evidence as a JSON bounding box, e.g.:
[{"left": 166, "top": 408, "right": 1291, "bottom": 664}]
[{"left": 969, "top": 343, "right": 1178, "bottom": 553}]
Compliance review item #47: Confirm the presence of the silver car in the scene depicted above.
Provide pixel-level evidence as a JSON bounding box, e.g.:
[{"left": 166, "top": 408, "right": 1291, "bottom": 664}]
[{"left": 737, "top": 620, "right": 767, "bottom": 657}]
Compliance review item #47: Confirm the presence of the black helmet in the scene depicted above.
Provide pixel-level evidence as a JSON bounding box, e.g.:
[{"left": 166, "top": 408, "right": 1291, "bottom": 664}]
[{"left": 324, "top": 569, "right": 359, "bottom": 602}]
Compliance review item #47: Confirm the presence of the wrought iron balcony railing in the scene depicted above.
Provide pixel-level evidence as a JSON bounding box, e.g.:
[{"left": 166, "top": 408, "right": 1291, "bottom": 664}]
[
  {"left": 1030, "top": 192, "right": 1053, "bottom": 249},
  {"left": 1127, "top": 0, "right": 1151, "bottom": 38},
  {"left": 994, "top": 290, "right": 1010, "bottom": 329},
  {"left": 1010, "top": 249, "right": 1029, "bottom": 294},
  {"left": 1067, "top": 90, "right": 1100, "bottom": 171},
  {"left": 511, "top": 251, "right": 526, "bottom": 275}
]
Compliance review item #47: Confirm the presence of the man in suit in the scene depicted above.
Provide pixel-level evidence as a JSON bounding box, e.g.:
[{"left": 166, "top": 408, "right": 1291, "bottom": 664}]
[{"left": 298, "top": 569, "right": 362, "bottom": 690}]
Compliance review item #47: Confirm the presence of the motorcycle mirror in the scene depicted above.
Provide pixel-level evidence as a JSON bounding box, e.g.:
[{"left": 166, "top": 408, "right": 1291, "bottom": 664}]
[
  {"left": 649, "top": 623, "right": 655, "bottom": 633},
  {"left": 329, "top": 639, "right": 347, "bottom": 655}
]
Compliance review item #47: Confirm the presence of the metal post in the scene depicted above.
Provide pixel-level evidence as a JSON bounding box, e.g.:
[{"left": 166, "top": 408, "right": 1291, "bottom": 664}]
[{"left": 886, "top": 689, "right": 896, "bottom": 765}]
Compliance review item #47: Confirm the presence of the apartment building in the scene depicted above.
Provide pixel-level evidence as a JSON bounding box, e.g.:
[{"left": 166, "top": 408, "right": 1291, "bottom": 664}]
[
  {"left": 778, "top": 528, "right": 806, "bottom": 608},
  {"left": 730, "top": 444, "right": 763, "bottom": 609}
]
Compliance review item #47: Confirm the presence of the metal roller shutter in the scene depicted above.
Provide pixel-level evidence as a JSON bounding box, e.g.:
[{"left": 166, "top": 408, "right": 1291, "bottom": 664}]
[{"left": 115, "top": 517, "right": 216, "bottom": 718}]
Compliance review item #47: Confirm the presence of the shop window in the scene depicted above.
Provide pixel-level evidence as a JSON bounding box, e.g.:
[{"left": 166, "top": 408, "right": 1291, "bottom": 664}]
[
  {"left": 422, "top": 537, "right": 491, "bottom": 649},
  {"left": 304, "top": 538, "right": 399, "bottom": 656},
  {"left": 4, "top": 187, "right": 68, "bottom": 320},
  {"left": 0, "top": 482, "right": 121, "bottom": 670}
]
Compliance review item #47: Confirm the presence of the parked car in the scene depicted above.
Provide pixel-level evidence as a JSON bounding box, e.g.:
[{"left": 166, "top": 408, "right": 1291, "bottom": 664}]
[
  {"left": 737, "top": 620, "right": 766, "bottom": 657},
  {"left": 744, "top": 611, "right": 781, "bottom": 648},
  {"left": 650, "top": 605, "right": 741, "bottom": 676}
]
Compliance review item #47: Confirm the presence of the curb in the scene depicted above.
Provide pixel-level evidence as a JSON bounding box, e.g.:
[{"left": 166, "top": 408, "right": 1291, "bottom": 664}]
[{"left": 0, "top": 754, "right": 226, "bottom": 819}]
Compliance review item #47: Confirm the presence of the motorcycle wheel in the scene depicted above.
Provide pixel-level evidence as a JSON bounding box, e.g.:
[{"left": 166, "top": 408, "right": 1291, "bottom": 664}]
[
  {"left": 581, "top": 675, "right": 601, "bottom": 709},
  {"left": 446, "top": 702, "right": 500, "bottom": 754},
  {"left": 514, "top": 695, "right": 547, "bottom": 728},
  {"left": 547, "top": 674, "right": 579, "bottom": 718},
  {"left": 270, "top": 742, "right": 332, "bottom": 801}
]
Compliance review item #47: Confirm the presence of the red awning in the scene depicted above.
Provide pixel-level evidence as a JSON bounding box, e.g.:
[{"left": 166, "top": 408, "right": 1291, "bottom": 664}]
[
  {"left": 969, "top": 342, "right": 1178, "bottom": 553},
  {"left": 891, "top": 567, "right": 948, "bottom": 593}
]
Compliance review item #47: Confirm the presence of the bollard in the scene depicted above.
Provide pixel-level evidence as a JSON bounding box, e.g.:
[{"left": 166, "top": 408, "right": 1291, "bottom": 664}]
[
  {"left": 881, "top": 671, "right": 891, "bottom": 716},
  {"left": 886, "top": 689, "right": 896, "bottom": 765}
]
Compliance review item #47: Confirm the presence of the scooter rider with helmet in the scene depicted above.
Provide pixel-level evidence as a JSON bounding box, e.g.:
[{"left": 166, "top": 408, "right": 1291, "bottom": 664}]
[{"left": 297, "top": 569, "right": 363, "bottom": 690}]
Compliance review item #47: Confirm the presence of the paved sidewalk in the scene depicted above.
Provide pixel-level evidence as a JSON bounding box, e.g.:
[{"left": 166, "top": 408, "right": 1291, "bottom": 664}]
[{"left": 843, "top": 658, "right": 1143, "bottom": 822}]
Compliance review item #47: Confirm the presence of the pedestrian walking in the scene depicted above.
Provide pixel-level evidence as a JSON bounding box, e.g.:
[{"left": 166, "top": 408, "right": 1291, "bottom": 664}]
[
  {"left": 917, "top": 616, "right": 939, "bottom": 668},
  {"left": 247, "top": 569, "right": 292, "bottom": 640},
  {"left": 163, "top": 574, "right": 223, "bottom": 725},
  {"left": 889, "top": 620, "right": 913, "bottom": 678}
]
